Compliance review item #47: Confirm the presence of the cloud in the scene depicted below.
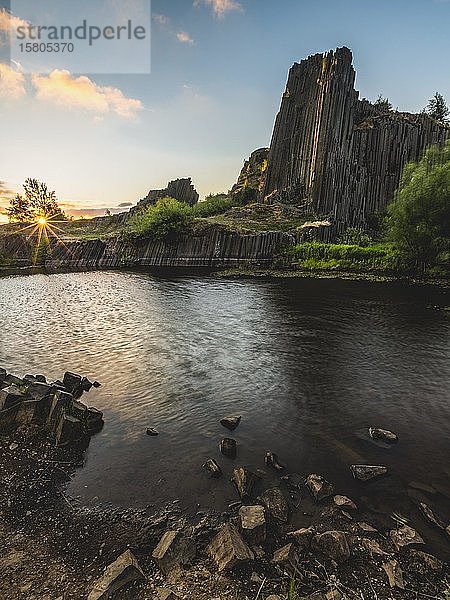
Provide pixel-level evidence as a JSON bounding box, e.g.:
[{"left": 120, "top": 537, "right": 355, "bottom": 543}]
[
  {"left": 118, "top": 201, "right": 133, "bottom": 207},
  {"left": 0, "top": 63, "right": 26, "bottom": 99},
  {"left": 31, "top": 70, "right": 143, "bottom": 119},
  {"left": 0, "top": 8, "right": 29, "bottom": 44},
  {"left": 0, "top": 180, "right": 15, "bottom": 198},
  {"left": 193, "top": 0, "right": 243, "bottom": 18},
  {"left": 176, "top": 31, "right": 194, "bottom": 44},
  {"left": 153, "top": 13, "right": 195, "bottom": 45}
]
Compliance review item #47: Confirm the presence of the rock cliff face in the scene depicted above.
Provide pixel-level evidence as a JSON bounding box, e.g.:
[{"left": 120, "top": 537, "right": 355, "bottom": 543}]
[
  {"left": 41, "top": 227, "right": 294, "bottom": 270},
  {"left": 132, "top": 177, "right": 199, "bottom": 215},
  {"left": 231, "top": 148, "right": 269, "bottom": 201},
  {"left": 262, "top": 47, "right": 450, "bottom": 231}
]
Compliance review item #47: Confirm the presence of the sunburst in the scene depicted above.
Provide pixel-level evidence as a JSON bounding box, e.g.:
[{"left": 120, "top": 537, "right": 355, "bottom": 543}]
[{"left": 18, "top": 212, "right": 72, "bottom": 265}]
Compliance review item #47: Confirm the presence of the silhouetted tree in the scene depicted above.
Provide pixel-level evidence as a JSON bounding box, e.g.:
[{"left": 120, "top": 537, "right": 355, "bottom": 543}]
[
  {"left": 6, "top": 178, "right": 66, "bottom": 222},
  {"left": 374, "top": 95, "right": 392, "bottom": 112}
]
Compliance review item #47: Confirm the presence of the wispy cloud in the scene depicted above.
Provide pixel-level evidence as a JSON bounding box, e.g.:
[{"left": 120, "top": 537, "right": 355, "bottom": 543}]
[
  {"left": 176, "top": 31, "right": 194, "bottom": 44},
  {"left": 0, "top": 63, "right": 26, "bottom": 99},
  {"left": 153, "top": 13, "right": 195, "bottom": 44},
  {"left": 31, "top": 70, "right": 143, "bottom": 119},
  {"left": 193, "top": 0, "right": 243, "bottom": 18}
]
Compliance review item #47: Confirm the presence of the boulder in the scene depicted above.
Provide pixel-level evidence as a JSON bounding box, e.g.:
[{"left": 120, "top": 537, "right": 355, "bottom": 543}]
[
  {"left": 231, "top": 467, "right": 259, "bottom": 500},
  {"left": 418, "top": 502, "right": 446, "bottom": 530},
  {"left": 81, "top": 377, "right": 93, "bottom": 392},
  {"left": 93, "top": 380, "right": 101, "bottom": 388},
  {"left": 239, "top": 505, "right": 266, "bottom": 545},
  {"left": 312, "top": 531, "right": 350, "bottom": 563},
  {"left": 369, "top": 427, "right": 398, "bottom": 443},
  {"left": 355, "top": 522, "right": 377, "bottom": 534},
  {"left": 220, "top": 415, "right": 241, "bottom": 431},
  {"left": 382, "top": 559, "right": 404, "bottom": 589},
  {"left": 306, "top": 474, "right": 334, "bottom": 502},
  {"left": 333, "top": 495, "right": 357, "bottom": 511},
  {"left": 70, "top": 399, "right": 88, "bottom": 420},
  {"left": 220, "top": 438, "right": 237, "bottom": 459},
  {"left": 272, "top": 543, "right": 298, "bottom": 575},
  {"left": 27, "top": 381, "right": 52, "bottom": 400},
  {"left": 0, "top": 368, "right": 6, "bottom": 383},
  {"left": 4, "top": 374, "right": 24, "bottom": 387},
  {"left": 146, "top": 427, "right": 159, "bottom": 437},
  {"left": 286, "top": 526, "right": 315, "bottom": 547},
  {"left": 264, "top": 451, "right": 285, "bottom": 471},
  {"left": 87, "top": 550, "right": 145, "bottom": 600},
  {"left": 0, "top": 385, "right": 27, "bottom": 411},
  {"left": 259, "top": 487, "right": 289, "bottom": 523},
  {"left": 390, "top": 525, "right": 425, "bottom": 551},
  {"left": 152, "top": 530, "right": 196, "bottom": 575},
  {"left": 207, "top": 523, "right": 254, "bottom": 572},
  {"left": 62, "top": 371, "right": 82, "bottom": 393},
  {"left": 34, "top": 374, "right": 47, "bottom": 383},
  {"left": 350, "top": 465, "right": 387, "bottom": 481},
  {"left": 203, "top": 459, "right": 222, "bottom": 478}
]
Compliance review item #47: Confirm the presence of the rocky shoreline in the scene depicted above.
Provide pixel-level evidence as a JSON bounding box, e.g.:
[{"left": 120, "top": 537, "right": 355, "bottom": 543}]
[{"left": 1, "top": 369, "right": 449, "bottom": 599}]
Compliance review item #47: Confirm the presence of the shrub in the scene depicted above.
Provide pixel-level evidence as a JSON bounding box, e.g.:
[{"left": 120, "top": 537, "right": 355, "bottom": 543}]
[
  {"left": 190, "top": 194, "right": 234, "bottom": 218},
  {"left": 127, "top": 197, "right": 192, "bottom": 239},
  {"left": 386, "top": 139, "right": 450, "bottom": 271},
  {"left": 339, "top": 227, "right": 373, "bottom": 247}
]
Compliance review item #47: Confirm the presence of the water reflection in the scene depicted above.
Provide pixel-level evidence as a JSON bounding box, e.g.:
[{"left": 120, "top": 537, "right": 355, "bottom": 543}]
[{"left": 0, "top": 271, "right": 449, "bottom": 555}]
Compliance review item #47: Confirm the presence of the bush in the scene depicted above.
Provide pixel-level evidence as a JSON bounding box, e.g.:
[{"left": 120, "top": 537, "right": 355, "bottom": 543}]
[
  {"left": 190, "top": 194, "right": 234, "bottom": 217},
  {"left": 339, "top": 227, "right": 373, "bottom": 247},
  {"left": 386, "top": 140, "right": 450, "bottom": 271},
  {"left": 128, "top": 197, "right": 192, "bottom": 239}
]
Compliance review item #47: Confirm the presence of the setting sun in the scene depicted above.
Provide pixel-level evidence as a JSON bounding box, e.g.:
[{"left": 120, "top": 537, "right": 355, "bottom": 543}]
[{"left": 36, "top": 216, "right": 48, "bottom": 226}]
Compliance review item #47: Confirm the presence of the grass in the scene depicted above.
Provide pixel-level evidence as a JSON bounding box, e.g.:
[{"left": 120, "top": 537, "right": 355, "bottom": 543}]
[{"left": 285, "top": 241, "right": 401, "bottom": 272}]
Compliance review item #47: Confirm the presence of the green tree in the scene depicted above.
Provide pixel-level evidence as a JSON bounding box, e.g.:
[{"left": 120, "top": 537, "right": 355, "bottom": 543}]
[
  {"left": 424, "top": 92, "right": 449, "bottom": 123},
  {"left": 128, "top": 197, "right": 192, "bottom": 238},
  {"left": 374, "top": 94, "right": 392, "bottom": 112},
  {"left": 6, "top": 178, "right": 66, "bottom": 222},
  {"left": 386, "top": 140, "right": 450, "bottom": 271}
]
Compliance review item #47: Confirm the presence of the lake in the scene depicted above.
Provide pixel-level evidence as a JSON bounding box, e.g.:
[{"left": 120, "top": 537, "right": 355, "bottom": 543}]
[{"left": 1, "top": 270, "right": 449, "bottom": 555}]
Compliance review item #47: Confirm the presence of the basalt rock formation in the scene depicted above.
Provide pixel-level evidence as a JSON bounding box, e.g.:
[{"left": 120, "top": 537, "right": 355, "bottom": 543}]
[
  {"left": 231, "top": 147, "right": 269, "bottom": 202},
  {"left": 132, "top": 177, "right": 199, "bottom": 215},
  {"left": 261, "top": 47, "right": 450, "bottom": 234}
]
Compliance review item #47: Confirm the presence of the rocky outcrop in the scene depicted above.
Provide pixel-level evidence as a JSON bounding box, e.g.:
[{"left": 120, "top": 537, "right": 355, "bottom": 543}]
[
  {"left": 231, "top": 148, "right": 269, "bottom": 201},
  {"left": 262, "top": 47, "right": 450, "bottom": 234},
  {"left": 0, "top": 369, "right": 103, "bottom": 445},
  {"left": 132, "top": 178, "right": 199, "bottom": 215}
]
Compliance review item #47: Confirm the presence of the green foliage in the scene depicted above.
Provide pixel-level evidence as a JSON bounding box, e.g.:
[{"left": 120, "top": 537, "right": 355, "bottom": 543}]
[
  {"left": 233, "top": 187, "right": 258, "bottom": 205},
  {"left": 386, "top": 140, "right": 450, "bottom": 270},
  {"left": 127, "top": 197, "right": 192, "bottom": 239},
  {"left": 286, "top": 242, "right": 400, "bottom": 272},
  {"left": 374, "top": 94, "right": 393, "bottom": 112},
  {"left": 424, "top": 92, "right": 449, "bottom": 123},
  {"left": 339, "top": 227, "right": 373, "bottom": 247},
  {"left": 190, "top": 193, "right": 234, "bottom": 217},
  {"left": 6, "top": 178, "right": 66, "bottom": 222}
]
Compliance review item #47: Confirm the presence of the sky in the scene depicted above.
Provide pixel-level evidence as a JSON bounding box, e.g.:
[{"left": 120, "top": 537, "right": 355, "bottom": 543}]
[{"left": 0, "top": 0, "right": 449, "bottom": 220}]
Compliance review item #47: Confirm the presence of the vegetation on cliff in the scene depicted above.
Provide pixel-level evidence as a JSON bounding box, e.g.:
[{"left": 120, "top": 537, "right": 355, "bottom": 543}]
[{"left": 386, "top": 139, "right": 450, "bottom": 273}]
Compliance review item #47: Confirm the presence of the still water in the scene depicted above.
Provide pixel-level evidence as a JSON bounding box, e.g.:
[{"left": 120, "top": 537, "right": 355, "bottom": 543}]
[{"left": 0, "top": 271, "right": 449, "bottom": 549}]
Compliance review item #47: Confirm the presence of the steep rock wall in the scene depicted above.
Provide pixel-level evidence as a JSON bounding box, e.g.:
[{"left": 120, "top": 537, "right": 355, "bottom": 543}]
[
  {"left": 43, "top": 228, "right": 295, "bottom": 270},
  {"left": 263, "top": 47, "right": 450, "bottom": 230}
]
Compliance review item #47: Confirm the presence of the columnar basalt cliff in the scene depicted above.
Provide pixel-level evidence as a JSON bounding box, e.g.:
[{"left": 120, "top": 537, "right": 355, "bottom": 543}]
[
  {"left": 133, "top": 177, "right": 199, "bottom": 214},
  {"left": 262, "top": 47, "right": 450, "bottom": 231},
  {"left": 41, "top": 228, "right": 295, "bottom": 269},
  {"left": 231, "top": 147, "right": 269, "bottom": 200}
]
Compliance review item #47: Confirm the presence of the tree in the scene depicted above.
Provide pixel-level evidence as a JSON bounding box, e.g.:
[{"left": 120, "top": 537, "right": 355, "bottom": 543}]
[
  {"left": 386, "top": 140, "right": 450, "bottom": 271},
  {"left": 424, "top": 92, "right": 449, "bottom": 123},
  {"left": 6, "top": 178, "right": 66, "bottom": 222},
  {"left": 374, "top": 95, "right": 392, "bottom": 112}
]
